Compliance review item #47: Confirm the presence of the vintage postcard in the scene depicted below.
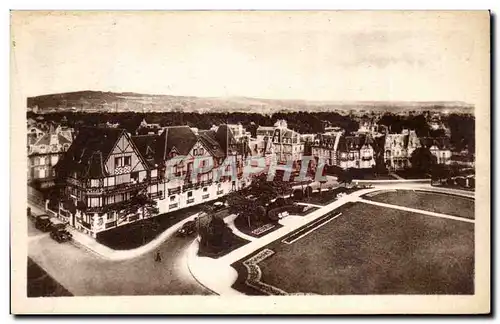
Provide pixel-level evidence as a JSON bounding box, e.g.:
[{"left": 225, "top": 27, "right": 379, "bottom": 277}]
[{"left": 10, "top": 11, "right": 490, "bottom": 314}]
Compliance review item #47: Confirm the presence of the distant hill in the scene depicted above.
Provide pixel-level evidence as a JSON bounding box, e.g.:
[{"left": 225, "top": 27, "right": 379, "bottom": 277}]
[{"left": 27, "top": 90, "right": 475, "bottom": 114}]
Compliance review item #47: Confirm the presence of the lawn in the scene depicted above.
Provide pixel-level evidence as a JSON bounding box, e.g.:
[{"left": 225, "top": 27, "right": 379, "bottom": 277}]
[
  {"left": 197, "top": 230, "right": 250, "bottom": 259},
  {"left": 294, "top": 205, "right": 319, "bottom": 216},
  {"left": 352, "top": 173, "right": 397, "bottom": 180},
  {"left": 363, "top": 190, "right": 475, "bottom": 219},
  {"left": 232, "top": 205, "right": 318, "bottom": 239},
  {"left": 232, "top": 201, "right": 474, "bottom": 295},
  {"left": 96, "top": 204, "right": 204, "bottom": 250},
  {"left": 301, "top": 187, "right": 360, "bottom": 206},
  {"left": 394, "top": 169, "right": 430, "bottom": 179},
  {"left": 233, "top": 215, "right": 283, "bottom": 238},
  {"left": 431, "top": 183, "right": 475, "bottom": 192},
  {"left": 97, "top": 204, "right": 234, "bottom": 250}
]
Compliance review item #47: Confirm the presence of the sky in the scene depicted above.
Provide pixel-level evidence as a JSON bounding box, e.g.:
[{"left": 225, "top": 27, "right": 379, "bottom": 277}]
[{"left": 11, "top": 11, "right": 489, "bottom": 106}]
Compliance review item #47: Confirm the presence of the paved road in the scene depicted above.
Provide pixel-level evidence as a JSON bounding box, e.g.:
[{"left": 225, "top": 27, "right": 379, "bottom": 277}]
[
  {"left": 27, "top": 181, "right": 472, "bottom": 296},
  {"left": 28, "top": 219, "right": 211, "bottom": 296}
]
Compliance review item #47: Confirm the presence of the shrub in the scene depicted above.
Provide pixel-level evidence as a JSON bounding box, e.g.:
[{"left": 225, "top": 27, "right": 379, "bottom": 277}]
[{"left": 292, "top": 189, "right": 304, "bottom": 200}]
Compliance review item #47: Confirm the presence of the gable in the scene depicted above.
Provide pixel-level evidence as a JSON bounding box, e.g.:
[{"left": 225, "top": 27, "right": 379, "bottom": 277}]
[{"left": 105, "top": 133, "right": 148, "bottom": 175}]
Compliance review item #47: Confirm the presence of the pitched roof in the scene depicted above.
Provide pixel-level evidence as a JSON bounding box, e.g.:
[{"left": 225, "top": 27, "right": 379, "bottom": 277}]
[
  {"left": 198, "top": 130, "right": 226, "bottom": 158},
  {"left": 132, "top": 134, "right": 159, "bottom": 168},
  {"left": 314, "top": 134, "right": 337, "bottom": 148},
  {"left": 215, "top": 125, "right": 237, "bottom": 154},
  {"left": 337, "top": 134, "right": 372, "bottom": 152},
  {"left": 420, "top": 137, "right": 451, "bottom": 150},
  {"left": 55, "top": 127, "right": 125, "bottom": 178},
  {"left": 33, "top": 132, "right": 73, "bottom": 147},
  {"left": 156, "top": 126, "right": 198, "bottom": 160}
]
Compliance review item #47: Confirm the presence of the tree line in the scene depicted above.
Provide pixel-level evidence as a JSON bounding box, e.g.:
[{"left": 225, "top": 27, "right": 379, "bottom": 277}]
[
  {"left": 27, "top": 111, "right": 360, "bottom": 135},
  {"left": 27, "top": 110, "right": 474, "bottom": 152}
]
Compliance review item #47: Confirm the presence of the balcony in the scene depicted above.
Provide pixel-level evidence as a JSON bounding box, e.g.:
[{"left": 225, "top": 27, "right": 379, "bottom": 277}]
[
  {"left": 148, "top": 192, "right": 162, "bottom": 200},
  {"left": 168, "top": 187, "right": 181, "bottom": 196},
  {"left": 187, "top": 198, "right": 195, "bottom": 204},
  {"left": 182, "top": 183, "right": 195, "bottom": 192},
  {"left": 169, "top": 203, "right": 178, "bottom": 209},
  {"left": 105, "top": 221, "right": 117, "bottom": 229},
  {"left": 104, "top": 181, "right": 149, "bottom": 195},
  {"left": 200, "top": 179, "right": 213, "bottom": 187},
  {"left": 202, "top": 194, "right": 210, "bottom": 200}
]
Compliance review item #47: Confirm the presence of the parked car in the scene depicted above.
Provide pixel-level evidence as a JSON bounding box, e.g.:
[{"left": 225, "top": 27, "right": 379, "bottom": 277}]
[
  {"left": 34, "top": 214, "right": 52, "bottom": 232},
  {"left": 50, "top": 228, "right": 73, "bottom": 243},
  {"left": 213, "top": 201, "right": 226, "bottom": 211},
  {"left": 48, "top": 217, "right": 68, "bottom": 232},
  {"left": 177, "top": 220, "right": 197, "bottom": 237}
]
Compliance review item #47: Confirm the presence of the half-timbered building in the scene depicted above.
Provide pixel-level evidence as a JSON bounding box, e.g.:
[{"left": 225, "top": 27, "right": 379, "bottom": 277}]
[{"left": 55, "top": 127, "right": 154, "bottom": 237}]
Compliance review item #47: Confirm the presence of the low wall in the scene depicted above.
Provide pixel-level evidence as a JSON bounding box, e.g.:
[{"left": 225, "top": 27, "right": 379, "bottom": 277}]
[{"left": 353, "top": 179, "right": 431, "bottom": 184}]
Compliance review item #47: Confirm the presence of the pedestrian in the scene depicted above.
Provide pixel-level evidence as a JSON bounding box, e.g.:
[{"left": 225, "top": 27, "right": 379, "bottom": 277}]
[{"left": 155, "top": 250, "right": 162, "bottom": 262}]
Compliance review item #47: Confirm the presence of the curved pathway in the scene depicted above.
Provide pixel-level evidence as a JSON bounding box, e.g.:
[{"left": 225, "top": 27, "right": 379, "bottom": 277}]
[
  {"left": 187, "top": 181, "right": 475, "bottom": 295},
  {"left": 27, "top": 180, "right": 474, "bottom": 296}
]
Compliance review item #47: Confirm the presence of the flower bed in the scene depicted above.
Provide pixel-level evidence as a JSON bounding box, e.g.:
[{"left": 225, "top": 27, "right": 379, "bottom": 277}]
[{"left": 242, "top": 249, "right": 288, "bottom": 295}]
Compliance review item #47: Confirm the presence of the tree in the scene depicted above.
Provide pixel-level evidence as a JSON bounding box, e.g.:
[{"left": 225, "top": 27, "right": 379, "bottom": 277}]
[
  {"left": 227, "top": 191, "right": 258, "bottom": 228},
  {"left": 197, "top": 213, "right": 232, "bottom": 254},
  {"left": 256, "top": 205, "right": 267, "bottom": 223},
  {"left": 134, "top": 193, "right": 159, "bottom": 219},
  {"left": 337, "top": 169, "right": 353, "bottom": 187},
  {"left": 431, "top": 164, "right": 449, "bottom": 185},
  {"left": 247, "top": 174, "right": 292, "bottom": 206},
  {"left": 410, "top": 147, "right": 437, "bottom": 175},
  {"left": 292, "top": 189, "right": 304, "bottom": 200}
]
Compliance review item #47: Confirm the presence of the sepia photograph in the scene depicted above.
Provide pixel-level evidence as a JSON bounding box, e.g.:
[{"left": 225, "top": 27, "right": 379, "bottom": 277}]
[{"left": 10, "top": 10, "right": 490, "bottom": 314}]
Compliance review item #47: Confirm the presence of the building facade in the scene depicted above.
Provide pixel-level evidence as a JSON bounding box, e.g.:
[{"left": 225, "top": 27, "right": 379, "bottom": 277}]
[
  {"left": 28, "top": 124, "right": 73, "bottom": 187},
  {"left": 311, "top": 132, "right": 376, "bottom": 170},
  {"left": 420, "top": 137, "right": 452, "bottom": 165},
  {"left": 383, "top": 130, "right": 420, "bottom": 170},
  {"left": 54, "top": 124, "right": 254, "bottom": 238}
]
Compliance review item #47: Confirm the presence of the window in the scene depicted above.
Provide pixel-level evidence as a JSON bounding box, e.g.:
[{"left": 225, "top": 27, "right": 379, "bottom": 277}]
[
  {"left": 170, "top": 195, "right": 176, "bottom": 202},
  {"left": 131, "top": 171, "right": 139, "bottom": 182},
  {"left": 193, "top": 149, "right": 198, "bottom": 156},
  {"left": 38, "top": 168, "right": 46, "bottom": 178},
  {"left": 88, "top": 197, "right": 101, "bottom": 207},
  {"left": 90, "top": 179, "right": 99, "bottom": 187},
  {"left": 116, "top": 173, "right": 130, "bottom": 185},
  {"left": 51, "top": 155, "right": 58, "bottom": 166},
  {"left": 187, "top": 191, "right": 193, "bottom": 197},
  {"left": 107, "top": 177, "right": 115, "bottom": 187},
  {"left": 107, "top": 196, "right": 115, "bottom": 205},
  {"left": 124, "top": 156, "right": 131, "bottom": 166},
  {"left": 203, "top": 187, "right": 208, "bottom": 192},
  {"left": 115, "top": 157, "right": 123, "bottom": 167},
  {"left": 39, "top": 145, "right": 46, "bottom": 152},
  {"left": 199, "top": 148, "right": 204, "bottom": 155},
  {"left": 151, "top": 169, "right": 157, "bottom": 178}
]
